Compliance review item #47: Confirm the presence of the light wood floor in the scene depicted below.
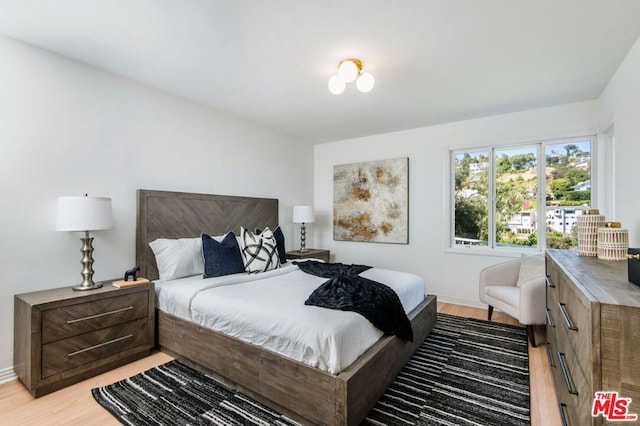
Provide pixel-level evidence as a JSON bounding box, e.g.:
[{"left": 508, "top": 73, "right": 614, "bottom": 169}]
[{"left": 0, "top": 303, "right": 561, "bottom": 425}]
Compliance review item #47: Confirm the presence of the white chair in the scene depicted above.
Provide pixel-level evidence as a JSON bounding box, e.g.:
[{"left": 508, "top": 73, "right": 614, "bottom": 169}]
[{"left": 478, "top": 255, "right": 546, "bottom": 346}]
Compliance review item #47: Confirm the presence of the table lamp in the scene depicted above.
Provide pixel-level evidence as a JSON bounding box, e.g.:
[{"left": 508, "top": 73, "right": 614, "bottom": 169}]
[
  {"left": 292, "top": 205, "right": 315, "bottom": 253},
  {"left": 56, "top": 194, "right": 113, "bottom": 290}
]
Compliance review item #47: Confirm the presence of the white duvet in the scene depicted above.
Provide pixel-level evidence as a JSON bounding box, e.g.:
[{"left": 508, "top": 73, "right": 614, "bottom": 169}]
[{"left": 155, "top": 261, "right": 425, "bottom": 374}]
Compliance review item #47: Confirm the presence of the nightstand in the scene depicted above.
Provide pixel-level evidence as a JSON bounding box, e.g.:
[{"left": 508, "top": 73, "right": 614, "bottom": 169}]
[
  {"left": 14, "top": 279, "right": 155, "bottom": 397},
  {"left": 286, "top": 249, "right": 330, "bottom": 263}
]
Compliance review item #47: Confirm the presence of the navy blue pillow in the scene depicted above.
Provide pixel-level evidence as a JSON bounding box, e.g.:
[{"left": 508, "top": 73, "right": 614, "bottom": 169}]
[
  {"left": 202, "top": 232, "right": 246, "bottom": 278},
  {"left": 255, "top": 226, "right": 287, "bottom": 264}
]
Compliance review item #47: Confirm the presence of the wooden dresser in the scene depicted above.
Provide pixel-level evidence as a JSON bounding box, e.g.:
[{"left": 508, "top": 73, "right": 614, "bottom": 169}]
[
  {"left": 14, "top": 281, "right": 155, "bottom": 397},
  {"left": 545, "top": 249, "right": 640, "bottom": 425}
]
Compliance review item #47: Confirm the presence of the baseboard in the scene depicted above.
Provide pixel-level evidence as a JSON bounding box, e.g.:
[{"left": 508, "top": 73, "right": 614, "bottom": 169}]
[
  {"left": 0, "top": 366, "right": 17, "bottom": 385},
  {"left": 436, "top": 295, "right": 486, "bottom": 309}
]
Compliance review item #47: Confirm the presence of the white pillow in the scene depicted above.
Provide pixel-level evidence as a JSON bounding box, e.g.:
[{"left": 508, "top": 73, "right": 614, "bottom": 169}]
[
  {"left": 516, "top": 254, "right": 545, "bottom": 287},
  {"left": 149, "top": 237, "right": 204, "bottom": 281},
  {"left": 239, "top": 227, "right": 281, "bottom": 273}
]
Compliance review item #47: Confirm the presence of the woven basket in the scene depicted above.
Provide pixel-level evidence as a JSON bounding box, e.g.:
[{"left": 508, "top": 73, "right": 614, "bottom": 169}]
[
  {"left": 577, "top": 214, "right": 605, "bottom": 256},
  {"left": 597, "top": 228, "right": 629, "bottom": 261}
]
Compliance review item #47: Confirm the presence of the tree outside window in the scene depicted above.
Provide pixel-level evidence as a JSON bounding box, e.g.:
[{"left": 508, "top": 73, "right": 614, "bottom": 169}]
[{"left": 453, "top": 138, "right": 593, "bottom": 250}]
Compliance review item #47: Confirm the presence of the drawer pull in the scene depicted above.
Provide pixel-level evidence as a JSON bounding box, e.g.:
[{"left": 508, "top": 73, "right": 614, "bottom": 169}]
[
  {"left": 546, "top": 275, "right": 555, "bottom": 288},
  {"left": 67, "top": 334, "right": 133, "bottom": 357},
  {"left": 558, "top": 303, "right": 578, "bottom": 331},
  {"left": 557, "top": 352, "right": 579, "bottom": 395},
  {"left": 559, "top": 403, "right": 569, "bottom": 426},
  {"left": 546, "top": 343, "right": 556, "bottom": 367},
  {"left": 66, "top": 306, "right": 134, "bottom": 324},
  {"left": 545, "top": 308, "right": 555, "bottom": 328}
]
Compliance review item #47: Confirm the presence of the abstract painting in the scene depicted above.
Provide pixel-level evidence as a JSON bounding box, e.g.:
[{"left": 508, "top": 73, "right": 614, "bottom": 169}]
[{"left": 333, "top": 157, "right": 409, "bottom": 244}]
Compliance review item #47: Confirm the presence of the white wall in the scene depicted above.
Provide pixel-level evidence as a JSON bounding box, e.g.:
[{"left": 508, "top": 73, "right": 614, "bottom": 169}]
[
  {"left": 314, "top": 101, "right": 599, "bottom": 307},
  {"left": 0, "top": 36, "right": 313, "bottom": 380},
  {"left": 599, "top": 34, "right": 640, "bottom": 244}
]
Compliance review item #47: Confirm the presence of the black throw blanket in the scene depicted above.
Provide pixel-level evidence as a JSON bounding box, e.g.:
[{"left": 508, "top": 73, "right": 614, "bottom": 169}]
[{"left": 295, "top": 261, "right": 413, "bottom": 341}]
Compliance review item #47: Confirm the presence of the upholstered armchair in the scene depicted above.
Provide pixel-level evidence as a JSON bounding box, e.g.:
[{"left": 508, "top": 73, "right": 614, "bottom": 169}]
[{"left": 478, "top": 255, "right": 546, "bottom": 346}]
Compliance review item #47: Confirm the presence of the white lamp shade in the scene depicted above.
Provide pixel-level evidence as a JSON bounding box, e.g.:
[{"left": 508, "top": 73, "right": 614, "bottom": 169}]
[
  {"left": 337, "top": 60, "right": 359, "bottom": 83},
  {"left": 292, "top": 205, "right": 315, "bottom": 223},
  {"left": 328, "top": 75, "right": 346, "bottom": 95},
  {"left": 56, "top": 196, "right": 113, "bottom": 231},
  {"left": 356, "top": 72, "right": 375, "bottom": 93}
]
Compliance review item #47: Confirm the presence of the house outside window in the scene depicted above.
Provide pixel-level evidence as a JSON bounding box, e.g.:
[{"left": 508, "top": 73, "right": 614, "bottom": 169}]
[{"left": 452, "top": 137, "right": 594, "bottom": 251}]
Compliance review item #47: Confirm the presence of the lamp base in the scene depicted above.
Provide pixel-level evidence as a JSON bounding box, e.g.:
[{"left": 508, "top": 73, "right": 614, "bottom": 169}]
[
  {"left": 299, "top": 223, "right": 308, "bottom": 253},
  {"left": 73, "top": 231, "right": 101, "bottom": 291},
  {"left": 73, "top": 282, "right": 103, "bottom": 291}
]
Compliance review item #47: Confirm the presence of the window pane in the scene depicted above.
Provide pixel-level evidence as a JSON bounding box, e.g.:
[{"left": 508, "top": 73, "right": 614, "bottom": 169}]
[
  {"left": 495, "top": 146, "right": 538, "bottom": 248},
  {"left": 454, "top": 151, "right": 489, "bottom": 246},
  {"left": 545, "top": 140, "right": 592, "bottom": 249}
]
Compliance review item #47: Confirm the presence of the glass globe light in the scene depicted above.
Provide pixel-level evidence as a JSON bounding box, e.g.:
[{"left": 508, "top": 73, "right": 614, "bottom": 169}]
[
  {"left": 356, "top": 72, "right": 375, "bottom": 93},
  {"left": 328, "top": 75, "right": 346, "bottom": 95},
  {"left": 337, "top": 60, "right": 359, "bottom": 83}
]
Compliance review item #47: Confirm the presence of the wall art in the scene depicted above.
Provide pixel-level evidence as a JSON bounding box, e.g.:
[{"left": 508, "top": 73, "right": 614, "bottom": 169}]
[{"left": 333, "top": 157, "right": 408, "bottom": 244}]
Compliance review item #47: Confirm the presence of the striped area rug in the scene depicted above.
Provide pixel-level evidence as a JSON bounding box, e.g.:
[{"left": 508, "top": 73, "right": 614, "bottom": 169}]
[
  {"left": 92, "top": 313, "right": 530, "bottom": 425},
  {"left": 363, "top": 313, "right": 530, "bottom": 425}
]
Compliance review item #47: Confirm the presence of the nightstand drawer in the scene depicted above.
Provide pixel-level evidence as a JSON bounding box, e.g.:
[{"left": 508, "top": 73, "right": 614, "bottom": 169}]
[
  {"left": 42, "top": 291, "right": 148, "bottom": 344},
  {"left": 286, "top": 249, "right": 330, "bottom": 263},
  {"left": 15, "top": 281, "right": 155, "bottom": 397},
  {"left": 41, "top": 318, "right": 148, "bottom": 378}
]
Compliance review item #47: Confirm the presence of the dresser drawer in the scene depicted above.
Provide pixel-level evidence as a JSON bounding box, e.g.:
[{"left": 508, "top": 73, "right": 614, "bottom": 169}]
[
  {"left": 42, "top": 291, "right": 148, "bottom": 344},
  {"left": 545, "top": 332, "right": 563, "bottom": 390},
  {"left": 545, "top": 255, "right": 559, "bottom": 293},
  {"left": 546, "top": 275, "right": 559, "bottom": 332},
  {"left": 546, "top": 270, "right": 559, "bottom": 306},
  {"left": 556, "top": 272, "right": 592, "bottom": 360},
  {"left": 41, "top": 318, "right": 148, "bottom": 378},
  {"left": 554, "top": 329, "right": 593, "bottom": 426}
]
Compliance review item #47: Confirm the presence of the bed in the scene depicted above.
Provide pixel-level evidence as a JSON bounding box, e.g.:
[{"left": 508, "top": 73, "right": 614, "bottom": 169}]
[{"left": 136, "top": 189, "right": 437, "bottom": 425}]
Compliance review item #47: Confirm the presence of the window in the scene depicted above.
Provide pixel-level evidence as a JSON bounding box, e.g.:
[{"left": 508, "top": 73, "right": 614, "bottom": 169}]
[{"left": 452, "top": 137, "right": 594, "bottom": 251}]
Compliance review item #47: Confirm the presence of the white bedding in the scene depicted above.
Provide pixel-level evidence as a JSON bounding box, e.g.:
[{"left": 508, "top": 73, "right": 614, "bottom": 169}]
[{"left": 155, "top": 261, "right": 425, "bottom": 374}]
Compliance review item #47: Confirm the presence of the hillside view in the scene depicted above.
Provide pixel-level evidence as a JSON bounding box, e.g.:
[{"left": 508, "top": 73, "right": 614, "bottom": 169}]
[{"left": 455, "top": 141, "right": 591, "bottom": 248}]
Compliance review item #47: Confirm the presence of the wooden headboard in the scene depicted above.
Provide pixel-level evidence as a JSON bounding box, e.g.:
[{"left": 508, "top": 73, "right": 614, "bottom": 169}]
[{"left": 136, "top": 189, "right": 278, "bottom": 280}]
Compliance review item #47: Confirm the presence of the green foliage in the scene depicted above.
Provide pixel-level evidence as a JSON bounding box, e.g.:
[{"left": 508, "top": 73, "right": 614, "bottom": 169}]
[
  {"left": 497, "top": 231, "right": 537, "bottom": 247},
  {"left": 496, "top": 155, "right": 511, "bottom": 174},
  {"left": 546, "top": 155, "right": 589, "bottom": 187},
  {"left": 546, "top": 230, "right": 577, "bottom": 249},
  {"left": 564, "top": 144, "right": 580, "bottom": 156},
  {"left": 495, "top": 176, "right": 536, "bottom": 245},
  {"left": 509, "top": 153, "right": 536, "bottom": 171},
  {"left": 549, "top": 178, "right": 571, "bottom": 199},
  {"left": 555, "top": 200, "right": 591, "bottom": 206},
  {"left": 455, "top": 153, "right": 488, "bottom": 241},
  {"left": 565, "top": 190, "right": 591, "bottom": 201},
  {"left": 454, "top": 154, "right": 472, "bottom": 189},
  {"left": 565, "top": 168, "right": 589, "bottom": 186},
  {"left": 454, "top": 195, "right": 487, "bottom": 241}
]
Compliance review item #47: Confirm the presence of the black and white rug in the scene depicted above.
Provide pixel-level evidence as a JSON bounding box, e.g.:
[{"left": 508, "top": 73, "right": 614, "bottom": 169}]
[{"left": 92, "top": 314, "right": 530, "bottom": 425}]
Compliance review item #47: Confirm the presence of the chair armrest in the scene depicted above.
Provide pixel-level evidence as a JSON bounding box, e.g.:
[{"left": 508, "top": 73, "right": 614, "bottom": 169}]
[
  {"left": 518, "top": 276, "right": 547, "bottom": 325},
  {"left": 479, "top": 259, "right": 521, "bottom": 302}
]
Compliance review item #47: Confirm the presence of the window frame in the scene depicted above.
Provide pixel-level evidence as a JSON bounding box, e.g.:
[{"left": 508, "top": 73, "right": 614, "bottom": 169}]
[{"left": 448, "top": 135, "right": 597, "bottom": 254}]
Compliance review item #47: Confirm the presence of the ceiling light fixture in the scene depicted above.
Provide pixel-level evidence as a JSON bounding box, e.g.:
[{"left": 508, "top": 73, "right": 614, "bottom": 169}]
[{"left": 328, "top": 58, "right": 375, "bottom": 95}]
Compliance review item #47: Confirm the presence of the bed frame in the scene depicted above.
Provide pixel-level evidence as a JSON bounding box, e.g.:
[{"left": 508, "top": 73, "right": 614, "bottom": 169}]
[{"left": 136, "top": 189, "right": 437, "bottom": 425}]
